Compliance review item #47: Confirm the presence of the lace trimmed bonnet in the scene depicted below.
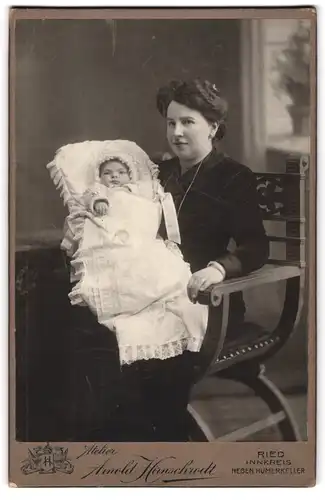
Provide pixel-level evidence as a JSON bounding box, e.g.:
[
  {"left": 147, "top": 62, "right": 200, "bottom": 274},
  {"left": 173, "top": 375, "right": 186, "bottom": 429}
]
[{"left": 46, "top": 139, "right": 161, "bottom": 208}]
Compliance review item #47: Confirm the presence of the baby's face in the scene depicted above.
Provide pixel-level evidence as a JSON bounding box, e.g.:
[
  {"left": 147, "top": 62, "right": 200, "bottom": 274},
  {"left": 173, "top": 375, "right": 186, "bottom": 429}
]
[{"left": 99, "top": 161, "right": 131, "bottom": 187}]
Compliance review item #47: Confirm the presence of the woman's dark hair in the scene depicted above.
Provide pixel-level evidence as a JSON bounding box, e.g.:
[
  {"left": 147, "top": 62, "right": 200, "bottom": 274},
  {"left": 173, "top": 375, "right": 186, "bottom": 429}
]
[{"left": 156, "top": 78, "right": 228, "bottom": 140}]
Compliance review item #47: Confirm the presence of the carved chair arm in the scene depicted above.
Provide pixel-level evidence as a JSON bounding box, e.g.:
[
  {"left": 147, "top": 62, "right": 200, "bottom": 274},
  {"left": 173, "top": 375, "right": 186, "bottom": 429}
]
[{"left": 197, "top": 264, "right": 302, "bottom": 306}]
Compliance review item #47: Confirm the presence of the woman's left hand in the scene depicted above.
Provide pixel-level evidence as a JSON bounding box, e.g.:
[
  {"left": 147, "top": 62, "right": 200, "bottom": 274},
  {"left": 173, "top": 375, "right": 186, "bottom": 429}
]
[{"left": 187, "top": 267, "right": 225, "bottom": 303}]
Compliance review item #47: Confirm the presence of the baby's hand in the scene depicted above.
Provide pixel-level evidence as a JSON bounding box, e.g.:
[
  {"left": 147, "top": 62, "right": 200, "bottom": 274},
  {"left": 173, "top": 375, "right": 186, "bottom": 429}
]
[{"left": 94, "top": 201, "right": 109, "bottom": 216}]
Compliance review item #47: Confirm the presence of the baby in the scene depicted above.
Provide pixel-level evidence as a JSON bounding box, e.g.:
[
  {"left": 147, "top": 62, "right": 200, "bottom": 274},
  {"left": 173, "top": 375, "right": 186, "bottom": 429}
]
[
  {"left": 49, "top": 140, "right": 208, "bottom": 366},
  {"left": 88, "top": 160, "right": 136, "bottom": 217}
]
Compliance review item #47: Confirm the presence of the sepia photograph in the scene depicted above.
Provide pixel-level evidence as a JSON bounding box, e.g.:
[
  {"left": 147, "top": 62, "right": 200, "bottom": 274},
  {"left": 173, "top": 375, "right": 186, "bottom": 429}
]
[{"left": 9, "top": 7, "right": 316, "bottom": 487}]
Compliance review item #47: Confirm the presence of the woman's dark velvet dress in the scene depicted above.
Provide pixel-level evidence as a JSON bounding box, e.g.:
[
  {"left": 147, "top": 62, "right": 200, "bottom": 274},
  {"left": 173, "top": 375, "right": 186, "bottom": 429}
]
[{"left": 68, "top": 149, "right": 269, "bottom": 442}]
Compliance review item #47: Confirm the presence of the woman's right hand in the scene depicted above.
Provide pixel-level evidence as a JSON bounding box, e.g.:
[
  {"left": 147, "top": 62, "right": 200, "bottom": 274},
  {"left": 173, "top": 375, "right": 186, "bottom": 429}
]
[{"left": 187, "top": 266, "right": 225, "bottom": 303}]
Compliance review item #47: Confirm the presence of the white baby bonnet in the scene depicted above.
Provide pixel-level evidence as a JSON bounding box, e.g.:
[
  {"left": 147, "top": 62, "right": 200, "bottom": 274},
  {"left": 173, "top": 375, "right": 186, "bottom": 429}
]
[{"left": 46, "top": 139, "right": 161, "bottom": 205}]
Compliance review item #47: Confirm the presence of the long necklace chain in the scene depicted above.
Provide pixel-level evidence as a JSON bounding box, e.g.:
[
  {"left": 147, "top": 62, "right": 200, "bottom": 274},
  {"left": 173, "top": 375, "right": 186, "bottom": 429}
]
[{"left": 177, "top": 157, "right": 205, "bottom": 216}]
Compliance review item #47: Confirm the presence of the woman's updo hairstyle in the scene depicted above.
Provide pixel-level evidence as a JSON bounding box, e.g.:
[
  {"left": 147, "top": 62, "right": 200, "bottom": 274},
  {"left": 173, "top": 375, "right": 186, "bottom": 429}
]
[{"left": 156, "top": 78, "right": 228, "bottom": 141}]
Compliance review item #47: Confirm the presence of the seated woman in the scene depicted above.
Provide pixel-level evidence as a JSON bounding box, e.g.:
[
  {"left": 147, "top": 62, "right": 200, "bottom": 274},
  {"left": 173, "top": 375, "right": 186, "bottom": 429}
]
[{"left": 114, "top": 79, "right": 269, "bottom": 442}]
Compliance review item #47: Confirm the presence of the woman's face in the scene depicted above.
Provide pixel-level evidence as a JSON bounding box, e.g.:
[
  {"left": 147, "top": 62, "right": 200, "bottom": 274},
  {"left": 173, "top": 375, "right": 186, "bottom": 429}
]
[{"left": 166, "top": 100, "right": 216, "bottom": 164}]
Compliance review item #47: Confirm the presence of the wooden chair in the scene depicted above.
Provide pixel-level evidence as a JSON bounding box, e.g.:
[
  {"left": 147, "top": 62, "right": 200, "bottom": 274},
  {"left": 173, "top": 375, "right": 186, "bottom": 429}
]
[{"left": 187, "top": 154, "right": 309, "bottom": 442}]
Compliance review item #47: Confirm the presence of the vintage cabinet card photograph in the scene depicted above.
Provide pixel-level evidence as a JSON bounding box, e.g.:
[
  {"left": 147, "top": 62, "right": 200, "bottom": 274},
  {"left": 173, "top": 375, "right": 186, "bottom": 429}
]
[{"left": 9, "top": 6, "right": 316, "bottom": 487}]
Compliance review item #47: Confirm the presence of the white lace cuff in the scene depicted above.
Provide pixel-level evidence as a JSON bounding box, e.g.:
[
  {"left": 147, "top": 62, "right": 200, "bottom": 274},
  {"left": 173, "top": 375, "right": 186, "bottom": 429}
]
[{"left": 207, "top": 261, "right": 226, "bottom": 280}]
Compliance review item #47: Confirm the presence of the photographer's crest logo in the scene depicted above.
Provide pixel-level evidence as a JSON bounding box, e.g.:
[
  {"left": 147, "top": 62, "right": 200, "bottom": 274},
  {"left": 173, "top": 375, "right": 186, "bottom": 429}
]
[{"left": 21, "top": 442, "right": 74, "bottom": 475}]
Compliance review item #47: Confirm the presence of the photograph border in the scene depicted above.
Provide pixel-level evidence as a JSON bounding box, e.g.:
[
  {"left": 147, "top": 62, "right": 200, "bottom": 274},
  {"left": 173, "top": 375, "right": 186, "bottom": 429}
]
[{"left": 8, "top": 6, "right": 317, "bottom": 487}]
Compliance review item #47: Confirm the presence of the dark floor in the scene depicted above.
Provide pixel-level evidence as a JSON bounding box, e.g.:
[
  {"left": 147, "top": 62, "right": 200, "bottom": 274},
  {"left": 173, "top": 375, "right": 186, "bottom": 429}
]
[{"left": 190, "top": 384, "right": 307, "bottom": 441}]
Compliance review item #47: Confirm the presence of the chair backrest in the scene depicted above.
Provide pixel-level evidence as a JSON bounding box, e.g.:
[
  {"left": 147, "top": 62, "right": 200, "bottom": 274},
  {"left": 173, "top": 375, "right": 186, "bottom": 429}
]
[{"left": 255, "top": 154, "right": 309, "bottom": 268}]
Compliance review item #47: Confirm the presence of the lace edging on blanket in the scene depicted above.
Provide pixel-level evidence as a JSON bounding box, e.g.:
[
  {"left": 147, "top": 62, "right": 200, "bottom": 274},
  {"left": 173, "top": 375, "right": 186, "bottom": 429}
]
[{"left": 119, "top": 336, "right": 202, "bottom": 365}]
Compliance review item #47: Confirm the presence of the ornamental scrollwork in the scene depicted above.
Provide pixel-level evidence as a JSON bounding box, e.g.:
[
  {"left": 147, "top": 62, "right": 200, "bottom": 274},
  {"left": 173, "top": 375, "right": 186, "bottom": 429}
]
[{"left": 256, "top": 175, "right": 284, "bottom": 216}]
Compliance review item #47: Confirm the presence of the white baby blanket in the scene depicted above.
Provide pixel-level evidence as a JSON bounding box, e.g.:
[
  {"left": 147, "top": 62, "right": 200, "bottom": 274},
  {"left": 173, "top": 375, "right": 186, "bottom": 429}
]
[{"left": 47, "top": 140, "right": 208, "bottom": 365}]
